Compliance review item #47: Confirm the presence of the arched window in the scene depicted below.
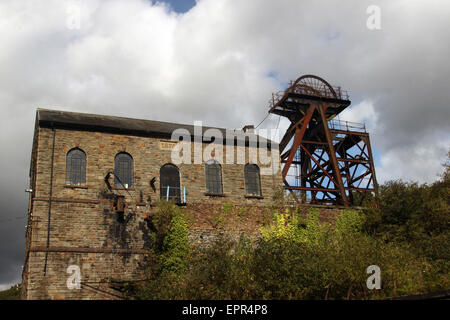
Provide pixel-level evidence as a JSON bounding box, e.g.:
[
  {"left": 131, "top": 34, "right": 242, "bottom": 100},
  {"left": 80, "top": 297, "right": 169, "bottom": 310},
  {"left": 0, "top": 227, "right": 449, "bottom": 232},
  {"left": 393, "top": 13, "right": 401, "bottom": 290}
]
[
  {"left": 160, "top": 164, "right": 181, "bottom": 202},
  {"left": 205, "top": 159, "right": 222, "bottom": 194},
  {"left": 66, "top": 148, "right": 86, "bottom": 185},
  {"left": 244, "top": 163, "right": 261, "bottom": 196},
  {"left": 114, "top": 153, "right": 133, "bottom": 188}
]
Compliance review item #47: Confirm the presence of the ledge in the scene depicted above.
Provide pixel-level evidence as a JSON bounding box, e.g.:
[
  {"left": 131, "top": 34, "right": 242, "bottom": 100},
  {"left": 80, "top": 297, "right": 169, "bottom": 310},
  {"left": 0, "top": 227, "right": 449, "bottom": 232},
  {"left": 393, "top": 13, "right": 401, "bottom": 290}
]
[
  {"left": 244, "top": 195, "right": 264, "bottom": 199},
  {"left": 29, "top": 246, "right": 149, "bottom": 254},
  {"left": 204, "top": 193, "right": 226, "bottom": 197},
  {"left": 33, "top": 197, "right": 101, "bottom": 204},
  {"left": 64, "top": 184, "right": 88, "bottom": 189}
]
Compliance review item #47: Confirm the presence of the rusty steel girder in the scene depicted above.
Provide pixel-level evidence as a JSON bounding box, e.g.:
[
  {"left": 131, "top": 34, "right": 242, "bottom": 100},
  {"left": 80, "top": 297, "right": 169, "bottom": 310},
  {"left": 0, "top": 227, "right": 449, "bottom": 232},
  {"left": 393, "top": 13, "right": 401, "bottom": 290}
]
[{"left": 269, "top": 74, "right": 379, "bottom": 206}]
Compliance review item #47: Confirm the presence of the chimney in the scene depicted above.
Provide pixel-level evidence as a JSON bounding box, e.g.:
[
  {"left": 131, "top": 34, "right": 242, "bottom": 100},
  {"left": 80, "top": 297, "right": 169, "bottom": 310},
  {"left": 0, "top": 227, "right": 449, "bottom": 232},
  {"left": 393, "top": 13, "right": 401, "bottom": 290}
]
[{"left": 242, "top": 125, "right": 255, "bottom": 133}]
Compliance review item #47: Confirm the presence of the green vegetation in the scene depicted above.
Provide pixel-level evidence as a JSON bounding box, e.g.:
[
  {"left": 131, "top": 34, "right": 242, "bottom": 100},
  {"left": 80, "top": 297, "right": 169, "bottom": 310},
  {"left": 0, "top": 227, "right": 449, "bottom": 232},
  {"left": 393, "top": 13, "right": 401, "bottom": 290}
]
[
  {"left": 160, "top": 208, "right": 190, "bottom": 274},
  {"left": 362, "top": 152, "right": 450, "bottom": 293},
  {"left": 222, "top": 203, "right": 234, "bottom": 215},
  {"left": 122, "top": 201, "right": 191, "bottom": 299},
  {"left": 124, "top": 153, "right": 449, "bottom": 300},
  {"left": 0, "top": 284, "right": 21, "bottom": 300}
]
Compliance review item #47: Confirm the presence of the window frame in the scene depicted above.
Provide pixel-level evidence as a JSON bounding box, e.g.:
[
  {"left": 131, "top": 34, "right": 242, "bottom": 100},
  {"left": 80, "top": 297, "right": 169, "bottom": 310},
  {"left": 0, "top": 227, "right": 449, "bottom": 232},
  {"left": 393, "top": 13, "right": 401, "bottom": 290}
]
[
  {"left": 114, "top": 152, "right": 134, "bottom": 189},
  {"left": 160, "top": 163, "right": 181, "bottom": 203},
  {"left": 244, "top": 163, "right": 262, "bottom": 197},
  {"left": 205, "top": 159, "right": 223, "bottom": 196},
  {"left": 65, "top": 148, "right": 87, "bottom": 187}
]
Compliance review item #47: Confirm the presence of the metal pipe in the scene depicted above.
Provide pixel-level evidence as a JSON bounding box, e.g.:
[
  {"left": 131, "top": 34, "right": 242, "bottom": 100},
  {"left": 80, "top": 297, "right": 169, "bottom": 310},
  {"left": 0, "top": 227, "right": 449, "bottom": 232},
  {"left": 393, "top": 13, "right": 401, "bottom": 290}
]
[
  {"left": 183, "top": 186, "right": 186, "bottom": 203},
  {"left": 43, "top": 127, "right": 56, "bottom": 275},
  {"left": 166, "top": 186, "right": 170, "bottom": 201}
]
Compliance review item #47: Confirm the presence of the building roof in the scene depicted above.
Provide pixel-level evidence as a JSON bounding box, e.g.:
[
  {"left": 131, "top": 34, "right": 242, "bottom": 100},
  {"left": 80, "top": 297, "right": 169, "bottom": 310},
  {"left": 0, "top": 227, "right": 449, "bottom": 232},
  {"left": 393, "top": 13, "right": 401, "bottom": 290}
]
[{"left": 36, "top": 108, "right": 277, "bottom": 148}]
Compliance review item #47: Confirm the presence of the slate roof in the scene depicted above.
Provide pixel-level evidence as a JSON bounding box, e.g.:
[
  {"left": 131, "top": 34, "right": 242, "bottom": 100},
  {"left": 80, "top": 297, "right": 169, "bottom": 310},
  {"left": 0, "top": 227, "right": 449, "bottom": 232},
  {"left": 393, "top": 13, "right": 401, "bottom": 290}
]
[{"left": 36, "top": 108, "right": 277, "bottom": 147}]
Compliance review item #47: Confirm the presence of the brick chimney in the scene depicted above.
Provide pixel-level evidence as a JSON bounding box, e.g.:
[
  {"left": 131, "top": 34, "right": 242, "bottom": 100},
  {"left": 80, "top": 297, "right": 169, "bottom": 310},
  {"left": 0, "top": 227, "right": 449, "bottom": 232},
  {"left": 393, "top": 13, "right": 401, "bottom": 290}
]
[{"left": 242, "top": 125, "right": 255, "bottom": 133}]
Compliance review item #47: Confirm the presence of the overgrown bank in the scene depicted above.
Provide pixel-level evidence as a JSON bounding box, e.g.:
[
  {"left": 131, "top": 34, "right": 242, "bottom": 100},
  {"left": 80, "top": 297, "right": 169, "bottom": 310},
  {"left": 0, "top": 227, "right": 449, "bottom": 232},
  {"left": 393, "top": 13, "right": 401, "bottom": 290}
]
[
  {"left": 122, "top": 155, "right": 449, "bottom": 300},
  {"left": 0, "top": 284, "right": 21, "bottom": 300}
]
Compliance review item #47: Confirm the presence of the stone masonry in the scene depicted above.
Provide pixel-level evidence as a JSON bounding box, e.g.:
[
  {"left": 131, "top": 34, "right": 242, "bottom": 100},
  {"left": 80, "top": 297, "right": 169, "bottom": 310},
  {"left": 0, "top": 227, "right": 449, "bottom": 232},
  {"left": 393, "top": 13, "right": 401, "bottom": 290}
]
[{"left": 21, "top": 109, "right": 286, "bottom": 299}]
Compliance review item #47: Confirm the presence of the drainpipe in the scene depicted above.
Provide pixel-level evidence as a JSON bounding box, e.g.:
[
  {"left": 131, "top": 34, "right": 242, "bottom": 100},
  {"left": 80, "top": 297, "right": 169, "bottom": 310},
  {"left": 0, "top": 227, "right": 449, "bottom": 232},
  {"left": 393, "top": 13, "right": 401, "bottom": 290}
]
[{"left": 43, "top": 126, "right": 56, "bottom": 275}]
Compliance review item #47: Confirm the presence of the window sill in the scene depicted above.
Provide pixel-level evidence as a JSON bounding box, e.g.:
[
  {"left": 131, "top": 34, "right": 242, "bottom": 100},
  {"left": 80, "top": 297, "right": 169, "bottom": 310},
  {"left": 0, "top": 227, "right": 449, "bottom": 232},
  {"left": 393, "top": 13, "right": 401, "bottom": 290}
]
[
  {"left": 64, "top": 185, "right": 88, "bottom": 189},
  {"left": 205, "top": 193, "right": 226, "bottom": 197},
  {"left": 245, "top": 195, "right": 264, "bottom": 199}
]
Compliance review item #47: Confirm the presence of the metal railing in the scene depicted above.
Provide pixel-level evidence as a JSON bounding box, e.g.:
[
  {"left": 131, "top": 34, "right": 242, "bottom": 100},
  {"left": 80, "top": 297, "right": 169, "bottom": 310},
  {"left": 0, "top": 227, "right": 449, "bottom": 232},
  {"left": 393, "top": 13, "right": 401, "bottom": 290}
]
[
  {"left": 160, "top": 186, "right": 186, "bottom": 203},
  {"left": 268, "top": 85, "right": 350, "bottom": 110},
  {"left": 328, "top": 119, "right": 366, "bottom": 133}
]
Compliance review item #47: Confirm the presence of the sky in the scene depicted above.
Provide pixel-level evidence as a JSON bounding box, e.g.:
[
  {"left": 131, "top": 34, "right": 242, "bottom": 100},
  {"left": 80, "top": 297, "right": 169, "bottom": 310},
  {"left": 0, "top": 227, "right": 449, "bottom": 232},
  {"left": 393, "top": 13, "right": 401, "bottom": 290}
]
[{"left": 0, "top": 0, "right": 449, "bottom": 289}]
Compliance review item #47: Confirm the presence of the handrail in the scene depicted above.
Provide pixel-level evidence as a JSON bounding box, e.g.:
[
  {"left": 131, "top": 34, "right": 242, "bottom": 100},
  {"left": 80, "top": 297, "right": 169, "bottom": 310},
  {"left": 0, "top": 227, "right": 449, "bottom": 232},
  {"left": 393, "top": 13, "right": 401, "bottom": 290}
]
[
  {"left": 161, "top": 186, "right": 186, "bottom": 203},
  {"left": 328, "top": 119, "right": 366, "bottom": 133},
  {"left": 268, "top": 86, "right": 350, "bottom": 110}
]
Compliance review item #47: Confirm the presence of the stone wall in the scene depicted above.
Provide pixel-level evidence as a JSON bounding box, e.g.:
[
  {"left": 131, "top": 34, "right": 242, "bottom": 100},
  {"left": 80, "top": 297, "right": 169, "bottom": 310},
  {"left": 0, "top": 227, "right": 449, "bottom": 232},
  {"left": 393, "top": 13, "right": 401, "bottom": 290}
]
[
  {"left": 22, "top": 124, "right": 285, "bottom": 299},
  {"left": 32, "top": 127, "right": 281, "bottom": 203},
  {"left": 185, "top": 202, "right": 343, "bottom": 247}
]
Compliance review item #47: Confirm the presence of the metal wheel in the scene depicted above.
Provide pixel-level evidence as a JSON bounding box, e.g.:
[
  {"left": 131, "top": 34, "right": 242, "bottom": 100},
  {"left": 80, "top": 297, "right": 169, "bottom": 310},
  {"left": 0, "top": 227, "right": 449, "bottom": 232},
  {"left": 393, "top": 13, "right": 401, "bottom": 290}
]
[{"left": 289, "top": 74, "right": 337, "bottom": 99}]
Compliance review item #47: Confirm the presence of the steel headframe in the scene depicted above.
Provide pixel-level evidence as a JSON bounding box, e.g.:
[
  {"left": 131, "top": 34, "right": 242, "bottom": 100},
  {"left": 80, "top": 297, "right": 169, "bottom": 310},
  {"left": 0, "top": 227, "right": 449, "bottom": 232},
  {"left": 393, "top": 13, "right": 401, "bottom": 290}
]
[{"left": 268, "top": 74, "right": 379, "bottom": 206}]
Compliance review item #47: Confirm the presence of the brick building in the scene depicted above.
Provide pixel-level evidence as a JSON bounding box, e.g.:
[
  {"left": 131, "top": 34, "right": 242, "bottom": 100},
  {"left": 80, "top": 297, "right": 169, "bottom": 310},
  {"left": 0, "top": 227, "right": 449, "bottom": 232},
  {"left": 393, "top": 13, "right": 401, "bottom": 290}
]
[{"left": 21, "top": 109, "right": 283, "bottom": 299}]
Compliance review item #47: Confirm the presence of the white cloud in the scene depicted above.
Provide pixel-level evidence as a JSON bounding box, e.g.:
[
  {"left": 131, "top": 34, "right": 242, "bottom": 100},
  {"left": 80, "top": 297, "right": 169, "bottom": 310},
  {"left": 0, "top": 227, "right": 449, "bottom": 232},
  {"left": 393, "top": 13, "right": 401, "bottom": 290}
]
[
  {"left": 338, "top": 99, "right": 377, "bottom": 131},
  {"left": 376, "top": 135, "right": 450, "bottom": 184},
  {"left": 0, "top": 0, "right": 449, "bottom": 284}
]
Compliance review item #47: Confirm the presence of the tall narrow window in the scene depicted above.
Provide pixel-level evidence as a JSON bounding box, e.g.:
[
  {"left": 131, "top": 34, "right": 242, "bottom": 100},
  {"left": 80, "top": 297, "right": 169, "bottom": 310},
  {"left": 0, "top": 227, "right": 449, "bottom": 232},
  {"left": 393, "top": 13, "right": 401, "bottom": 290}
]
[
  {"left": 160, "top": 163, "right": 181, "bottom": 202},
  {"left": 244, "top": 163, "right": 261, "bottom": 196},
  {"left": 205, "top": 159, "right": 223, "bottom": 194},
  {"left": 66, "top": 148, "right": 86, "bottom": 185},
  {"left": 114, "top": 152, "right": 133, "bottom": 188}
]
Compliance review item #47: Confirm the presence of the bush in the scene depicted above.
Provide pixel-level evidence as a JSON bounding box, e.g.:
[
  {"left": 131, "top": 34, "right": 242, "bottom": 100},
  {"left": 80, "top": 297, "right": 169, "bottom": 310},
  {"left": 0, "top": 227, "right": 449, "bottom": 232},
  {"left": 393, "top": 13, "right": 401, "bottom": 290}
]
[
  {"left": 0, "top": 284, "right": 21, "bottom": 300},
  {"left": 255, "top": 209, "right": 426, "bottom": 299},
  {"left": 362, "top": 156, "right": 449, "bottom": 293},
  {"left": 125, "top": 153, "right": 449, "bottom": 299},
  {"left": 128, "top": 208, "right": 431, "bottom": 300},
  {"left": 126, "top": 201, "right": 190, "bottom": 299},
  {"left": 160, "top": 211, "right": 190, "bottom": 274}
]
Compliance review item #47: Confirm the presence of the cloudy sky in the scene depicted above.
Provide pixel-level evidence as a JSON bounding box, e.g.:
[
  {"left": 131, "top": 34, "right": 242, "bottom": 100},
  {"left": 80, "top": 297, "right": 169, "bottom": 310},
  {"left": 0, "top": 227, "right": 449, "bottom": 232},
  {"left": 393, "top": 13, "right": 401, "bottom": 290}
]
[{"left": 0, "top": 0, "right": 449, "bottom": 289}]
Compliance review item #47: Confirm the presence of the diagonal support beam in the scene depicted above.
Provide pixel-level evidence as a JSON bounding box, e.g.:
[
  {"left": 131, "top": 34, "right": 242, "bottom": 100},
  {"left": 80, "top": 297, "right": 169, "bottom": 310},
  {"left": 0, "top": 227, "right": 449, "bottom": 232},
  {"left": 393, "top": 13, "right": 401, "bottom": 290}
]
[
  {"left": 300, "top": 144, "right": 337, "bottom": 186},
  {"left": 363, "top": 136, "right": 379, "bottom": 206},
  {"left": 318, "top": 104, "right": 350, "bottom": 206},
  {"left": 282, "top": 104, "right": 315, "bottom": 179}
]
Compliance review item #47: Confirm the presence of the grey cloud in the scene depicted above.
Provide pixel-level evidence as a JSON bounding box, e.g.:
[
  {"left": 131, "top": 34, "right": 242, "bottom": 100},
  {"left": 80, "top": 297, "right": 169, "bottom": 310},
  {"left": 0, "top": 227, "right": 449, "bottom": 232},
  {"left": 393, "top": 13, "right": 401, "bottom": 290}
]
[{"left": 0, "top": 0, "right": 449, "bottom": 287}]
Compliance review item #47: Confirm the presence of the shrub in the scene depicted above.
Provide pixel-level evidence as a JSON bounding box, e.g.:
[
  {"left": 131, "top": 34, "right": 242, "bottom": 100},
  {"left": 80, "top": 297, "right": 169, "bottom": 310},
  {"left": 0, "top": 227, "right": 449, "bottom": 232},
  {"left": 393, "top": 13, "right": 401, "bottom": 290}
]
[
  {"left": 127, "top": 152, "right": 450, "bottom": 299},
  {"left": 0, "top": 284, "right": 21, "bottom": 300},
  {"left": 125, "top": 201, "right": 190, "bottom": 299},
  {"left": 160, "top": 211, "right": 190, "bottom": 274}
]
